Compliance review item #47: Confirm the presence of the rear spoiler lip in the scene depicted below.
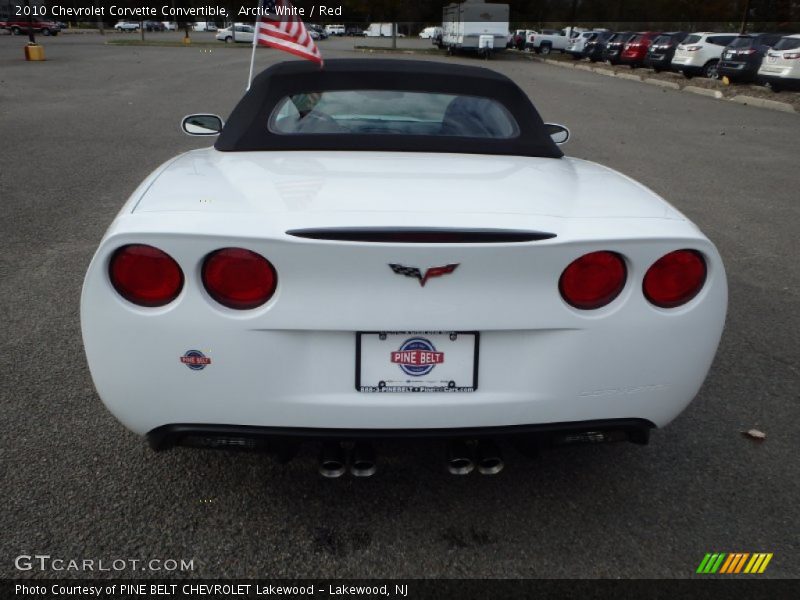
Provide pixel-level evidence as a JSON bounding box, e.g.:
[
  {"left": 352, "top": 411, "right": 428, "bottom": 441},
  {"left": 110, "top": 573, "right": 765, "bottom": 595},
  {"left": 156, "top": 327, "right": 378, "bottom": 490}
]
[{"left": 285, "top": 227, "right": 557, "bottom": 244}]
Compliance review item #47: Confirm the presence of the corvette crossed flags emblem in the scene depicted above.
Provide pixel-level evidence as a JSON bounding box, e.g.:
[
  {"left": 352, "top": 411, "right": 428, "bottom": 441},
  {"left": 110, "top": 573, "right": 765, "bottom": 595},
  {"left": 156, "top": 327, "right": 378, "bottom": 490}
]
[{"left": 388, "top": 263, "right": 459, "bottom": 287}]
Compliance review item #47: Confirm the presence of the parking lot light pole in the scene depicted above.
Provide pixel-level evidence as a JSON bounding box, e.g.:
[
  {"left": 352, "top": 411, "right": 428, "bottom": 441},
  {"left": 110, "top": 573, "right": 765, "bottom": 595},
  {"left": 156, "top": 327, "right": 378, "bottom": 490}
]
[
  {"left": 739, "top": 0, "right": 751, "bottom": 34},
  {"left": 23, "top": 0, "right": 45, "bottom": 61},
  {"left": 24, "top": 0, "right": 34, "bottom": 43}
]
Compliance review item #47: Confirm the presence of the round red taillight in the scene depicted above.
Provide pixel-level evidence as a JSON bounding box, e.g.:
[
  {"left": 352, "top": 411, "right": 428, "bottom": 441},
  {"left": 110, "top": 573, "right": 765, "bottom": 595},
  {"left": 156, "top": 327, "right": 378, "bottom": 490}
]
[
  {"left": 109, "top": 244, "right": 184, "bottom": 307},
  {"left": 643, "top": 250, "right": 706, "bottom": 308},
  {"left": 202, "top": 248, "right": 277, "bottom": 310},
  {"left": 559, "top": 251, "right": 627, "bottom": 310}
]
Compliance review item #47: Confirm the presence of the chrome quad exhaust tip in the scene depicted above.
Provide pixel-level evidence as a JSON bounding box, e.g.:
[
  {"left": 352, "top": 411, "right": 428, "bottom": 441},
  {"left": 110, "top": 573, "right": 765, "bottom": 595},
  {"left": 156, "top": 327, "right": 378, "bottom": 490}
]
[
  {"left": 475, "top": 440, "right": 504, "bottom": 475},
  {"left": 446, "top": 440, "right": 475, "bottom": 475},
  {"left": 318, "top": 441, "right": 347, "bottom": 478},
  {"left": 349, "top": 442, "right": 377, "bottom": 478}
]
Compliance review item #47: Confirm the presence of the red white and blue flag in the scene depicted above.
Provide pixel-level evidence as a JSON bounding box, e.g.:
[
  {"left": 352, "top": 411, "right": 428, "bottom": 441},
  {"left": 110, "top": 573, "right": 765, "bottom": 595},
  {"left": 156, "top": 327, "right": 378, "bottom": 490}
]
[{"left": 254, "top": 0, "right": 323, "bottom": 65}]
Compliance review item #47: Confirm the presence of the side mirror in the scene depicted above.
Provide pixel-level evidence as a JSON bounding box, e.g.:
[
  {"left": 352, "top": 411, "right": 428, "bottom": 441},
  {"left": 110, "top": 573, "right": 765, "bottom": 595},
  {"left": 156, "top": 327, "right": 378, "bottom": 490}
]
[
  {"left": 181, "top": 114, "right": 223, "bottom": 136},
  {"left": 545, "top": 123, "right": 570, "bottom": 145}
]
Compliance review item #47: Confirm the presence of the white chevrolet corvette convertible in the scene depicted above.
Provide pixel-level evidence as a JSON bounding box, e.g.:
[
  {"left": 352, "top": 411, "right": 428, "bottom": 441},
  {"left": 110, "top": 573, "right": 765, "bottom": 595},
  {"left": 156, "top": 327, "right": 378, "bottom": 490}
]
[{"left": 81, "top": 60, "right": 727, "bottom": 477}]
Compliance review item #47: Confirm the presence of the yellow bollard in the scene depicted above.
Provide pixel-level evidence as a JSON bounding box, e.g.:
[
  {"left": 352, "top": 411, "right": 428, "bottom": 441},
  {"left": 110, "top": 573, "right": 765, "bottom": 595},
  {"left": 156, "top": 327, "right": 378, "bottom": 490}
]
[
  {"left": 182, "top": 35, "right": 191, "bottom": 45},
  {"left": 25, "top": 43, "right": 46, "bottom": 61}
]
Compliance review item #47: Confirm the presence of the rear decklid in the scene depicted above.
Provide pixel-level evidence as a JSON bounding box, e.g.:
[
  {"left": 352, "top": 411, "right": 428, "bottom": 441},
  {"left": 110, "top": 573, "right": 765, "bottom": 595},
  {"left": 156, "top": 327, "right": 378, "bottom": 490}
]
[{"left": 132, "top": 149, "right": 686, "bottom": 228}]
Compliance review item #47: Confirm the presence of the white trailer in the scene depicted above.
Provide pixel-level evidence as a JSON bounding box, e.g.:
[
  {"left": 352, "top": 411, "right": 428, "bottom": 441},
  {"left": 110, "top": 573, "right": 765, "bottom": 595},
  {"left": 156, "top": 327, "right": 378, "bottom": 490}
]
[
  {"left": 441, "top": 0, "right": 509, "bottom": 56},
  {"left": 364, "top": 23, "right": 394, "bottom": 37}
]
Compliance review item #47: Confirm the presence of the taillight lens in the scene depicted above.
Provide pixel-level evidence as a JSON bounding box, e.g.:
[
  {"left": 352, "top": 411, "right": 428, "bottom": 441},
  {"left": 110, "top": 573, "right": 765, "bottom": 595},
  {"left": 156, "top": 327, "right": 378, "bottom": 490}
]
[
  {"left": 202, "top": 248, "right": 277, "bottom": 309},
  {"left": 559, "top": 251, "right": 627, "bottom": 310},
  {"left": 643, "top": 250, "right": 706, "bottom": 308},
  {"left": 784, "top": 52, "right": 800, "bottom": 59},
  {"left": 685, "top": 45, "right": 702, "bottom": 51},
  {"left": 109, "top": 244, "right": 183, "bottom": 307}
]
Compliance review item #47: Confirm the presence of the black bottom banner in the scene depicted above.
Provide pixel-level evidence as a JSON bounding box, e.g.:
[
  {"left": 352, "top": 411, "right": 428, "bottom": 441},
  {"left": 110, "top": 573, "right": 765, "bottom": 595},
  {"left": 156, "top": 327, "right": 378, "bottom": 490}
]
[{"left": 3, "top": 579, "right": 799, "bottom": 600}]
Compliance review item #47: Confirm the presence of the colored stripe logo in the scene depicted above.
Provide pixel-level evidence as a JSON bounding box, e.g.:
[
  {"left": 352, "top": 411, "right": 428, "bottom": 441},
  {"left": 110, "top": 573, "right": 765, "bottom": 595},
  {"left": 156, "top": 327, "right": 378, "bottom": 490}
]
[{"left": 696, "top": 553, "right": 773, "bottom": 574}]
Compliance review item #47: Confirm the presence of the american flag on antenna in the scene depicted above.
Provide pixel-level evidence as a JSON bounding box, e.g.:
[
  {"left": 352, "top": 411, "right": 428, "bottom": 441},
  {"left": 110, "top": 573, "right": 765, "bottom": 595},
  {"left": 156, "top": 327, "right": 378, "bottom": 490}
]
[{"left": 254, "top": 0, "right": 323, "bottom": 65}]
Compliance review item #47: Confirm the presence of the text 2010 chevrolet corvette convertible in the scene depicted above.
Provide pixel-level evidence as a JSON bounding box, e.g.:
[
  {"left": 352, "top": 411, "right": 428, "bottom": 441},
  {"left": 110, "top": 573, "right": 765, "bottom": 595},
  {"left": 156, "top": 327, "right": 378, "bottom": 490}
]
[{"left": 81, "top": 60, "right": 727, "bottom": 476}]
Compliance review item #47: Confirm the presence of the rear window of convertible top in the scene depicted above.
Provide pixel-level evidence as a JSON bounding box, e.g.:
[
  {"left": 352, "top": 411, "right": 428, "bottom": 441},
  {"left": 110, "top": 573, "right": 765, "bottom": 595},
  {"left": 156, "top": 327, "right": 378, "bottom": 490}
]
[{"left": 268, "top": 90, "right": 520, "bottom": 138}]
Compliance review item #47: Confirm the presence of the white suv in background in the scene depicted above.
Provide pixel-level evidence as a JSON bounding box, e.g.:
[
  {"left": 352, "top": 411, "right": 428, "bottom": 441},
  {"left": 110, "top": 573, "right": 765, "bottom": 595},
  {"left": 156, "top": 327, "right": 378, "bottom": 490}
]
[
  {"left": 758, "top": 34, "right": 800, "bottom": 91},
  {"left": 566, "top": 30, "right": 605, "bottom": 58},
  {"left": 671, "top": 32, "right": 738, "bottom": 78}
]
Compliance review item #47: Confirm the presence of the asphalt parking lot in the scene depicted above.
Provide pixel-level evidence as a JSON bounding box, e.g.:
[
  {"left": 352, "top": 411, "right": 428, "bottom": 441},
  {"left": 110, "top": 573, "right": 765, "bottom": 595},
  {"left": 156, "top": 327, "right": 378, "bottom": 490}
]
[{"left": 1, "top": 33, "right": 798, "bottom": 579}]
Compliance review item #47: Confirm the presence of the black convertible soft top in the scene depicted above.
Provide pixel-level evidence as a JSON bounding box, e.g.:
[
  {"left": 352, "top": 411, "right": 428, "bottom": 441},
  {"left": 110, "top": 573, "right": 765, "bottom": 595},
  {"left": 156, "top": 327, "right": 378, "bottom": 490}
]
[{"left": 215, "top": 59, "right": 562, "bottom": 159}]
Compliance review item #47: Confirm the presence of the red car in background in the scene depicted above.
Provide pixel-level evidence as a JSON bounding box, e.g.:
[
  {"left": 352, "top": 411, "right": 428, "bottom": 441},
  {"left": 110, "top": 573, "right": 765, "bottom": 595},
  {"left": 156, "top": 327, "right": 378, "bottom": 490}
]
[
  {"left": 0, "top": 18, "right": 60, "bottom": 36},
  {"left": 620, "top": 32, "right": 661, "bottom": 67}
]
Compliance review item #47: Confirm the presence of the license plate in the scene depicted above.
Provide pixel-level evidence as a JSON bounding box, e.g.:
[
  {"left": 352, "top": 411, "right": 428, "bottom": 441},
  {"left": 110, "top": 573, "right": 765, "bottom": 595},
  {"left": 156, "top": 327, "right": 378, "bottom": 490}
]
[{"left": 356, "top": 331, "right": 478, "bottom": 393}]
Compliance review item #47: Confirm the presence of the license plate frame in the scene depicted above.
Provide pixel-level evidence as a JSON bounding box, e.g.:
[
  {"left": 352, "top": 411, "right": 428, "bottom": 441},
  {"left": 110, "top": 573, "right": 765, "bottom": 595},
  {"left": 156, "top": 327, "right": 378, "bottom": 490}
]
[{"left": 356, "top": 331, "right": 479, "bottom": 393}]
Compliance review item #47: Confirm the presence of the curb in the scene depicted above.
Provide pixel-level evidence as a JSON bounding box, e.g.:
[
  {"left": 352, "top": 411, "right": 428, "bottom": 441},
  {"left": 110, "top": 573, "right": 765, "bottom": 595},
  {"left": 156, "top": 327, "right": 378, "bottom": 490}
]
[
  {"left": 683, "top": 86, "right": 724, "bottom": 99},
  {"left": 549, "top": 60, "right": 574, "bottom": 68},
  {"left": 728, "top": 95, "right": 796, "bottom": 113},
  {"left": 533, "top": 56, "right": 796, "bottom": 115},
  {"left": 644, "top": 78, "right": 680, "bottom": 90}
]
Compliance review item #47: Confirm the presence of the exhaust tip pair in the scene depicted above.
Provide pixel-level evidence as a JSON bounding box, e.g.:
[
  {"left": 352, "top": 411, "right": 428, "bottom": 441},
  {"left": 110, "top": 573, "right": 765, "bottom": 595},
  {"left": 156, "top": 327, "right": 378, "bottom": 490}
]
[
  {"left": 319, "top": 441, "right": 376, "bottom": 478},
  {"left": 447, "top": 440, "right": 504, "bottom": 476}
]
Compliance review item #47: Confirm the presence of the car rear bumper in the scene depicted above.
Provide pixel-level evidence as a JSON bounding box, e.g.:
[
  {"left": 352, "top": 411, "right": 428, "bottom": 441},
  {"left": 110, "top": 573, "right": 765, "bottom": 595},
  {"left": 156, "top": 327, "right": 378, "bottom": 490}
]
[
  {"left": 83, "top": 277, "right": 727, "bottom": 437},
  {"left": 718, "top": 61, "right": 758, "bottom": 80},
  {"left": 673, "top": 64, "right": 705, "bottom": 76},
  {"left": 147, "top": 418, "right": 655, "bottom": 451},
  {"left": 757, "top": 73, "right": 800, "bottom": 89},
  {"left": 671, "top": 56, "right": 704, "bottom": 71},
  {"left": 620, "top": 53, "right": 646, "bottom": 65},
  {"left": 644, "top": 54, "right": 675, "bottom": 69},
  {"left": 757, "top": 65, "right": 800, "bottom": 80}
]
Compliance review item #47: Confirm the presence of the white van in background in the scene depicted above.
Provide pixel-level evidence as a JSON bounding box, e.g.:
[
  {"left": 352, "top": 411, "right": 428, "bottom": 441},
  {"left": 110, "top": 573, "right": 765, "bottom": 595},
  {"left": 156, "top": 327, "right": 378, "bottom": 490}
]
[
  {"left": 420, "top": 26, "right": 442, "bottom": 39},
  {"left": 325, "top": 24, "right": 345, "bottom": 36}
]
